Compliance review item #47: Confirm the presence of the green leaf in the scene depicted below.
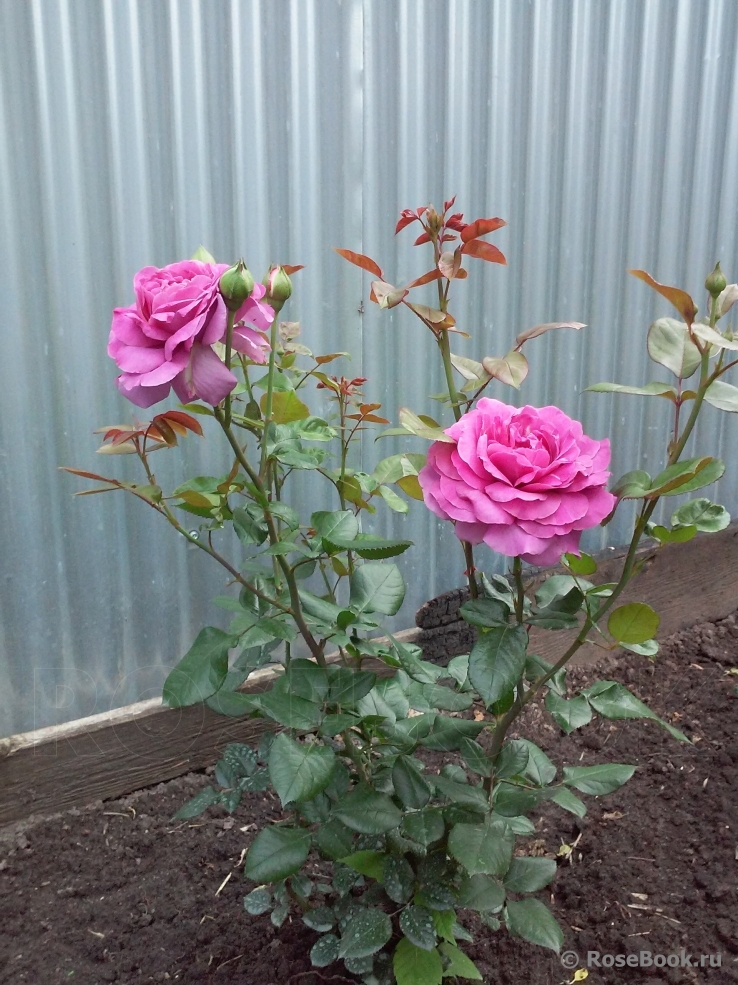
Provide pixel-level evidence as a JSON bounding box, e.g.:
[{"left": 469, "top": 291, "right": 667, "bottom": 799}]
[
  {"left": 704, "top": 379, "right": 738, "bottom": 412},
  {"left": 584, "top": 680, "right": 689, "bottom": 741},
  {"left": 325, "top": 534, "right": 414, "bottom": 559},
  {"left": 303, "top": 906, "right": 335, "bottom": 932},
  {"left": 517, "top": 739, "right": 557, "bottom": 786},
  {"left": 349, "top": 563, "right": 406, "bottom": 615},
  {"left": 163, "top": 628, "right": 235, "bottom": 707},
  {"left": 432, "top": 910, "right": 457, "bottom": 943},
  {"left": 459, "top": 598, "right": 509, "bottom": 628},
  {"left": 611, "top": 469, "right": 652, "bottom": 499},
  {"left": 407, "top": 683, "right": 474, "bottom": 713},
  {"left": 495, "top": 740, "right": 530, "bottom": 780},
  {"left": 585, "top": 381, "right": 677, "bottom": 400},
  {"left": 446, "top": 654, "right": 470, "bottom": 688},
  {"left": 448, "top": 818, "right": 515, "bottom": 877},
  {"left": 504, "top": 899, "right": 564, "bottom": 952},
  {"left": 205, "top": 691, "right": 258, "bottom": 717},
  {"left": 459, "top": 738, "right": 492, "bottom": 778},
  {"left": 340, "top": 850, "right": 387, "bottom": 880},
  {"left": 550, "top": 787, "right": 587, "bottom": 817},
  {"left": 692, "top": 321, "right": 738, "bottom": 351},
  {"left": 439, "top": 941, "right": 483, "bottom": 980},
  {"left": 504, "top": 856, "right": 557, "bottom": 893},
  {"left": 394, "top": 939, "right": 443, "bottom": 985},
  {"left": 379, "top": 485, "right": 409, "bottom": 513},
  {"left": 544, "top": 692, "right": 593, "bottom": 733},
  {"left": 261, "top": 389, "right": 310, "bottom": 424},
  {"left": 398, "top": 407, "right": 455, "bottom": 443},
  {"left": 244, "top": 826, "right": 311, "bottom": 883},
  {"left": 268, "top": 733, "right": 336, "bottom": 806},
  {"left": 562, "top": 763, "right": 636, "bottom": 795},
  {"left": 647, "top": 456, "right": 724, "bottom": 497},
  {"left": 327, "top": 667, "right": 378, "bottom": 705},
  {"left": 646, "top": 317, "right": 701, "bottom": 378},
  {"left": 310, "top": 933, "right": 340, "bottom": 968},
  {"left": 419, "top": 717, "right": 485, "bottom": 751},
  {"left": 172, "top": 785, "right": 220, "bottom": 820},
  {"left": 332, "top": 784, "right": 403, "bottom": 834},
  {"left": 432, "top": 776, "right": 488, "bottom": 814},
  {"left": 393, "top": 756, "right": 433, "bottom": 809},
  {"left": 562, "top": 552, "right": 598, "bottom": 575},
  {"left": 311, "top": 509, "right": 359, "bottom": 542},
  {"left": 458, "top": 873, "right": 506, "bottom": 913},
  {"left": 400, "top": 905, "right": 437, "bottom": 950},
  {"left": 608, "top": 603, "right": 660, "bottom": 644},
  {"left": 286, "top": 658, "right": 329, "bottom": 703},
  {"left": 493, "top": 783, "right": 544, "bottom": 817},
  {"left": 468, "top": 625, "right": 528, "bottom": 706},
  {"left": 316, "top": 819, "right": 354, "bottom": 860},
  {"left": 338, "top": 909, "right": 392, "bottom": 959},
  {"left": 251, "top": 676, "right": 323, "bottom": 730},
  {"left": 373, "top": 452, "right": 425, "bottom": 485},
  {"left": 672, "top": 498, "right": 730, "bottom": 532},
  {"left": 401, "top": 810, "right": 445, "bottom": 847},
  {"left": 648, "top": 523, "right": 697, "bottom": 544},
  {"left": 535, "top": 575, "right": 589, "bottom": 608},
  {"left": 233, "top": 507, "right": 268, "bottom": 545},
  {"left": 383, "top": 854, "right": 415, "bottom": 903},
  {"left": 244, "top": 887, "right": 272, "bottom": 915}
]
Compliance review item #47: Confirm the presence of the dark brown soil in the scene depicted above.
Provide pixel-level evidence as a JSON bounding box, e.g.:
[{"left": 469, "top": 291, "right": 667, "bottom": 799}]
[{"left": 2, "top": 615, "right": 737, "bottom": 985}]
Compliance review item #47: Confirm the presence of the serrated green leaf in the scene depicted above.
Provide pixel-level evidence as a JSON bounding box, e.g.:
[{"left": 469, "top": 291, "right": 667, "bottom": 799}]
[
  {"left": 324, "top": 534, "right": 413, "bottom": 559},
  {"left": 550, "top": 786, "right": 587, "bottom": 817},
  {"left": 458, "top": 873, "right": 505, "bottom": 913},
  {"left": 439, "top": 941, "right": 483, "bottom": 980},
  {"left": 244, "top": 826, "right": 311, "bottom": 883},
  {"left": 401, "top": 810, "right": 445, "bottom": 847},
  {"left": 303, "top": 906, "right": 335, "bottom": 932},
  {"left": 493, "top": 783, "right": 544, "bottom": 817},
  {"left": 315, "top": 818, "right": 354, "bottom": 860},
  {"left": 326, "top": 667, "right": 378, "bottom": 705},
  {"left": 172, "top": 785, "right": 220, "bottom": 820},
  {"left": 393, "top": 756, "right": 433, "bottom": 809},
  {"left": 459, "top": 598, "right": 509, "bottom": 628},
  {"left": 162, "top": 627, "right": 235, "bottom": 707},
  {"left": 504, "top": 899, "right": 563, "bottom": 952},
  {"left": 672, "top": 498, "right": 730, "bottom": 532},
  {"left": 448, "top": 818, "right": 514, "bottom": 877},
  {"left": 286, "top": 658, "right": 329, "bottom": 702},
  {"left": 517, "top": 739, "right": 557, "bottom": 786},
  {"left": 340, "top": 850, "right": 387, "bottom": 880},
  {"left": 311, "top": 933, "right": 340, "bottom": 967},
  {"left": 608, "top": 603, "right": 660, "bottom": 644},
  {"left": 419, "top": 717, "right": 485, "bottom": 752},
  {"left": 646, "top": 317, "right": 701, "bottom": 377},
  {"left": 244, "top": 888, "right": 272, "bottom": 915},
  {"left": 585, "top": 381, "right": 678, "bottom": 400},
  {"left": 311, "top": 509, "right": 359, "bottom": 542},
  {"left": 338, "top": 909, "right": 392, "bottom": 959},
  {"left": 468, "top": 625, "right": 528, "bottom": 706},
  {"left": 384, "top": 854, "right": 415, "bottom": 903},
  {"left": 379, "top": 484, "right": 409, "bottom": 513},
  {"left": 504, "top": 856, "right": 557, "bottom": 893},
  {"left": 394, "top": 939, "right": 443, "bottom": 985},
  {"left": 494, "top": 739, "right": 530, "bottom": 780},
  {"left": 544, "top": 692, "right": 593, "bottom": 733},
  {"left": 562, "top": 552, "right": 598, "bottom": 575},
  {"left": 250, "top": 676, "right": 322, "bottom": 729},
  {"left": 562, "top": 763, "right": 636, "bottom": 795},
  {"left": 332, "top": 784, "right": 403, "bottom": 833},
  {"left": 584, "top": 680, "right": 689, "bottom": 741},
  {"left": 268, "top": 733, "right": 336, "bottom": 806},
  {"left": 433, "top": 776, "right": 488, "bottom": 814},
  {"left": 349, "top": 563, "right": 406, "bottom": 615},
  {"left": 459, "top": 738, "right": 492, "bottom": 778},
  {"left": 400, "top": 905, "right": 436, "bottom": 950}
]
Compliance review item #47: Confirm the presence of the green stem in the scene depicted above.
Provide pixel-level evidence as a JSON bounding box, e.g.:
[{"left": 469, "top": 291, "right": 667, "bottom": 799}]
[
  {"left": 259, "top": 299, "right": 284, "bottom": 480},
  {"left": 223, "top": 309, "right": 236, "bottom": 428},
  {"left": 214, "top": 406, "right": 326, "bottom": 667}
]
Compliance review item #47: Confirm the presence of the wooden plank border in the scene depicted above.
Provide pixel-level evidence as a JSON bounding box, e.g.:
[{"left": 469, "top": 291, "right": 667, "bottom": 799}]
[{"left": 2, "top": 525, "right": 737, "bottom": 825}]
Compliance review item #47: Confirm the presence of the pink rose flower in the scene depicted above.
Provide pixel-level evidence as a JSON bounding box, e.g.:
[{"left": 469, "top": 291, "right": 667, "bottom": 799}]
[
  {"left": 419, "top": 398, "right": 616, "bottom": 565},
  {"left": 108, "top": 260, "right": 273, "bottom": 408}
]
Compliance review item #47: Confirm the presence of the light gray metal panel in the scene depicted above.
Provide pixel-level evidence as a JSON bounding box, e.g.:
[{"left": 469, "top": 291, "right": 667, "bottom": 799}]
[{"left": 1, "top": 0, "right": 737, "bottom": 736}]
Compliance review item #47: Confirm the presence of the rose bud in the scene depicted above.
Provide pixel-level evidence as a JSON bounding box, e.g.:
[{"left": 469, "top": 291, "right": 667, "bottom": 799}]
[
  {"left": 705, "top": 262, "right": 727, "bottom": 299},
  {"left": 263, "top": 265, "right": 293, "bottom": 306},
  {"left": 220, "top": 260, "right": 255, "bottom": 311}
]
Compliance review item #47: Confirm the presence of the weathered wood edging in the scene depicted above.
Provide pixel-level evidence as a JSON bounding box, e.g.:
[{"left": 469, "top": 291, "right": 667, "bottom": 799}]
[{"left": 2, "top": 525, "right": 737, "bottom": 825}]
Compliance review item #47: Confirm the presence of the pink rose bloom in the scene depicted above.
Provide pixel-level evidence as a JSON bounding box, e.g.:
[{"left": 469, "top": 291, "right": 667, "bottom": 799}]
[
  {"left": 108, "top": 260, "right": 273, "bottom": 408},
  {"left": 419, "top": 398, "right": 616, "bottom": 565}
]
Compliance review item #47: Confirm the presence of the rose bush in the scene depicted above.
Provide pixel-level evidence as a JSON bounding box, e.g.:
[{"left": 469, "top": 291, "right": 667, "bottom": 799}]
[
  {"left": 108, "top": 259, "right": 272, "bottom": 407},
  {"left": 419, "top": 398, "right": 616, "bottom": 565}
]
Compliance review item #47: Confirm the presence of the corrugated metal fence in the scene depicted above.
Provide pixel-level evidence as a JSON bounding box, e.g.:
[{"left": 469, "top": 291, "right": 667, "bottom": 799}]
[{"left": 2, "top": 0, "right": 738, "bottom": 737}]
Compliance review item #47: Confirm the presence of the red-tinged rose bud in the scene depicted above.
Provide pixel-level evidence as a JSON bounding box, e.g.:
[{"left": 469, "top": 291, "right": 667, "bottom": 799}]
[
  {"left": 219, "top": 260, "right": 255, "bottom": 310},
  {"left": 705, "top": 262, "right": 727, "bottom": 298},
  {"left": 263, "top": 265, "right": 292, "bottom": 302}
]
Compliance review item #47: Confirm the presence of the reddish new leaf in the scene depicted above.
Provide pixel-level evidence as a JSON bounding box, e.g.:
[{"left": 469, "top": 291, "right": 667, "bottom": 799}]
[
  {"left": 629, "top": 270, "right": 697, "bottom": 326},
  {"left": 438, "top": 249, "right": 462, "bottom": 280},
  {"left": 315, "top": 352, "right": 349, "bottom": 365},
  {"left": 395, "top": 210, "right": 419, "bottom": 234},
  {"left": 406, "top": 269, "right": 442, "bottom": 290},
  {"left": 282, "top": 264, "right": 304, "bottom": 275},
  {"left": 405, "top": 303, "right": 456, "bottom": 331},
  {"left": 414, "top": 231, "right": 431, "bottom": 246},
  {"left": 333, "top": 248, "right": 383, "bottom": 279},
  {"left": 460, "top": 217, "right": 506, "bottom": 243},
  {"left": 372, "top": 280, "right": 409, "bottom": 308},
  {"left": 515, "top": 321, "right": 587, "bottom": 346},
  {"left": 460, "top": 239, "right": 507, "bottom": 265},
  {"left": 445, "top": 213, "right": 466, "bottom": 232},
  {"left": 160, "top": 410, "right": 204, "bottom": 436}
]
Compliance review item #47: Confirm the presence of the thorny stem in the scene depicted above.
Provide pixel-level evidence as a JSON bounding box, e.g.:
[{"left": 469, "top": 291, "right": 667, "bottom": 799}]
[{"left": 341, "top": 729, "right": 369, "bottom": 783}]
